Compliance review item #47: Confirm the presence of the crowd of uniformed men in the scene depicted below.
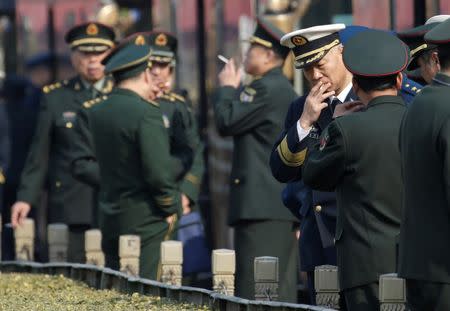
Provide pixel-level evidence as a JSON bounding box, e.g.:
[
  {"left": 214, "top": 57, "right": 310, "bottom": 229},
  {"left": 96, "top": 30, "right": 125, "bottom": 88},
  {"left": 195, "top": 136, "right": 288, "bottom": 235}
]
[{"left": 1, "top": 11, "right": 450, "bottom": 311}]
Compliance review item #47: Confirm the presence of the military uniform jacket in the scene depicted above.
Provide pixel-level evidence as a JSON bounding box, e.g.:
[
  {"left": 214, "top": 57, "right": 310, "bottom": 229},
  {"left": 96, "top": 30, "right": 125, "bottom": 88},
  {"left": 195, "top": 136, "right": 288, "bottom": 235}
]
[
  {"left": 399, "top": 73, "right": 450, "bottom": 284},
  {"left": 72, "top": 90, "right": 205, "bottom": 207},
  {"left": 88, "top": 88, "right": 181, "bottom": 240},
  {"left": 270, "top": 90, "right": 357, "bottom": 249},
  {"left": 17, "top": 76, "right": 112, "bottom": 225},
  {"left": 213, "top": 66, "right": 297, "bottom": 225},
  {"left": 302, "top": 95, "right": 406, "bottom": 290},
  {"left": 158, "top": 92, "right": 205, "bottom": 205}
]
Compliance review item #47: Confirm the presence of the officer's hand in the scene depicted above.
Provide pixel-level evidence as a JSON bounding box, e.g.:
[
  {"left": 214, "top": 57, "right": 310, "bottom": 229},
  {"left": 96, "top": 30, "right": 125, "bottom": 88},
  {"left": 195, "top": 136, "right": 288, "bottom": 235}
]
[
  {"left": 333, "top": 101, "right": 365, "bottom": 118},
  {"left": 166, "top": 214, "right": 176, "bottom": 225},
  {"left": 11, "top": 201, "right": 31, "bottom": 228},
  {"left": 218, "top": 59, "right": 241, "bottom": 88},
  {"left": 181, "top": 193, "right": 191, "bottom": 215},
  {"left": 299, "top": 81, "right": 335, "bottom": 129}
]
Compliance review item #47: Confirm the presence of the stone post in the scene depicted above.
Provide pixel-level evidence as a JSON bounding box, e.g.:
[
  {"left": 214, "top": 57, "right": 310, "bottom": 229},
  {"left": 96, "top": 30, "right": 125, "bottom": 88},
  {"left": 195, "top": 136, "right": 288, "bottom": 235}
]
[
  {"left": 85, "top": 229, "right": 105, "bottom": 267},
  {"left": 212, "top": 249, "right": 235, "bottom": 296},
  {"left": 254, "top": 256, "right": 279, "bottom": 301},
  {"left": 14, "top": 218, "right": 34, "bottom": 261},
  {"left": 160, "top": 240, "right": 183, "bottom": 285},
  {"left": 315, "top": 265, "right": 340, "bottom": 309},
  {"left": 47, "top": 223, "right": 68, "bottom": 262},
  {"left": 379, "top": 273, "right": 406, "bottom": 311},
  {"left": 119, "top": 235, "right": 140, "bottom": 277}
]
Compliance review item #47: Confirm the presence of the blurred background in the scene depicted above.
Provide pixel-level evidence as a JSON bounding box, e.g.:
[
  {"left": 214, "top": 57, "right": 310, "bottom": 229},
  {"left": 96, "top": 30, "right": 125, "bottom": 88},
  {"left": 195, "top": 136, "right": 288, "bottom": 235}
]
[{"left": 0, "top": 0, "right": 449, "bottom": 256}]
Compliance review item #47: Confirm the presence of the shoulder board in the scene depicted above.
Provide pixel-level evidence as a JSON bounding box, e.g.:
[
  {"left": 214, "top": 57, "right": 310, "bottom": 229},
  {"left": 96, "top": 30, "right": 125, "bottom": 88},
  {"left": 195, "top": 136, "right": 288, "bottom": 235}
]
[
  {"left": 101, "top": 79, "right": 114, "bottom": 94},
  {"left": 403, "top": 82, "right": 423, "bottom": 95},
  {"left": 148, "top": 99, "right": 160, "bottom": 107},
  {"left": 42, "top": 81, "right": 63, "bottom": 94},
  {"left": 161, "top": 93, "right": 176, "bottom": 102},
  {"left": 83, "top": 95, "right": 108, "bottom": 109},
  {"left": 170, "top": 92, "right": 186, "bottom": 103},
  {"left": 243, "top": 86, "right": 256, "bottom": 95}
]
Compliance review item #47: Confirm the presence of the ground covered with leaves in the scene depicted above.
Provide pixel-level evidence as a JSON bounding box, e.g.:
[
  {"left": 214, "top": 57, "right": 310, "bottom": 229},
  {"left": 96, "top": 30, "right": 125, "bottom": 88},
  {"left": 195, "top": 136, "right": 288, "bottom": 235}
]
[{"left": 0, "top": 273, "right": 211, "bottom": 310}]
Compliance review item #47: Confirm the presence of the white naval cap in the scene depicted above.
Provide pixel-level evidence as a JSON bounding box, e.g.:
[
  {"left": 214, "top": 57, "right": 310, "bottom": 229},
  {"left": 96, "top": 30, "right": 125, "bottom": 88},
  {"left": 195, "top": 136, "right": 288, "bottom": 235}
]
[
  {"left": 280, "top": 24, "right": 345, "bottom": 68},
  {"left": 426, "top": 15, "right": 450, "bottom": 25}
]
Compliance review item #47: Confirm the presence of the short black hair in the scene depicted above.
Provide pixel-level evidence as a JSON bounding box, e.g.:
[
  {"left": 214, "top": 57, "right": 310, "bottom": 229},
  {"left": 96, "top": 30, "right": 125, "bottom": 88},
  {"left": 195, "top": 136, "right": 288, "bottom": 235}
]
[
  {"left": 419, "top": 48, "right": 437, "bottom": 65},
  {"left": 438, "top": 44, "right": 450, "bottom": 71},
  {"left": 353, "top": 74, "right": 398, "bottom": 93}
]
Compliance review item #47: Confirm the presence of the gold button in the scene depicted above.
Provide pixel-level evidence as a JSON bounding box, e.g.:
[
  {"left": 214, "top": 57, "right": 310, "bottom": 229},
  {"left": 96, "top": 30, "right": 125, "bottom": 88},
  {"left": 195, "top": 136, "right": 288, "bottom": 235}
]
[
  {"left": 66, "top": 122, "right": 73, "bottom": 128},
  {"left": 55, "top": 181, "right": 61, "bottom": 188},
  {"left": 315, "top": 205, "right": 322, "bottom": 212},
  {"left": 234, "top": 178, "right": 240, "bottom": 185}
]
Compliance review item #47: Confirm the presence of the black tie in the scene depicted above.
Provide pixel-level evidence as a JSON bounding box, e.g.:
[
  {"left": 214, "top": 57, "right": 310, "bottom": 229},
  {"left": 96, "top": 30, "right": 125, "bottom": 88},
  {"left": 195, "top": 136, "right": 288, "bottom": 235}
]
[{"left": 328, "top": 97, "right": 342, "bottom": 114}]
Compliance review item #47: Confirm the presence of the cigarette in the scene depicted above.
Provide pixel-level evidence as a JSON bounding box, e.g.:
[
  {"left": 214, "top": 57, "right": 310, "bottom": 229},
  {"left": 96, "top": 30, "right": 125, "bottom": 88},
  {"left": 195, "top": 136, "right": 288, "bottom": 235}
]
[{"left": 218, "top": 54, "right": 229, "bottom": 64}]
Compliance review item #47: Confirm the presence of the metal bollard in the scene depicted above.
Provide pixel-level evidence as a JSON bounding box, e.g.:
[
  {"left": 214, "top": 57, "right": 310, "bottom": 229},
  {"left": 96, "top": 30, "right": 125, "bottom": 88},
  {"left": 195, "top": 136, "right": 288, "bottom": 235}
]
[
  {"left": 160, "top": 240, "right": 183, "bottom": 286},
  {"left": 85, "top": 229, "right": 105, "bottom": 267},
  {"left": 14, "top": 218, "right": 35, "bottom": 261},
  {"left": 379, "top": 273, "right": 406, "bottom": 311},
  {"left": 254, "top": 256, "right": 279, "bottom": 301},
  {"left": 315, "top": 265, "right": 340, "bottom": 309},
  {"left": 212, "top": 249, "right": 235, "bottom": 296},
  {"left": 119, "top": 235, "right": 140, "bottom": 277},
  {"left": 47, "top": 224, "right": 69, "bottom": 262}
]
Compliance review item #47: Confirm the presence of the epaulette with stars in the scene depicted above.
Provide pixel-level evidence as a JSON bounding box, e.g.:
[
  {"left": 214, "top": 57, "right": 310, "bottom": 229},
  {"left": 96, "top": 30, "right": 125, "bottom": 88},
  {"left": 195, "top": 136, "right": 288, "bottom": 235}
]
[
  {"left": 42, "top": 80, "right": 68, "bottom": 94},
  {"left": 161, "top": 93, "right": 175, "bottom": 102},
  {"left": 169, "top": 92, "right": 186, "bottom": 103},
  {"left": 403, "top": 81, "right": 422, "bottom": 95},
  {"left": 83, "top": 95, "right": 109, "bottom": 109}
]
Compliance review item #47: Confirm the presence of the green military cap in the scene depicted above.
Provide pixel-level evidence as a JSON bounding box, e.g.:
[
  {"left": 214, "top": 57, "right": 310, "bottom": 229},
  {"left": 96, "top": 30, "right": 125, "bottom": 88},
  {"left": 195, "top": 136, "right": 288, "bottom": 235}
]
[
  {"left": 147, "top": 31, "right": 177, "bottom": 65},
  {"left": 247, "top": 16, "right": 290, "bottom": 59},
  {"left": 101, "top": 34, "right": 152, "bottom": 82},
  {"left": 280, "top": 24, "right": 345, "bottom": 68},
  {"left": 343, "top": 29, "right": 409, "bottom": 77},
  {"left": 64, "top": 22, "right": 115, "bottom": 52},
  {"left": 397, "top": 15, "right": 450, "bottom": 70},
  {"left": 425, "top": 16, "right": 450, "bottom": 45}
]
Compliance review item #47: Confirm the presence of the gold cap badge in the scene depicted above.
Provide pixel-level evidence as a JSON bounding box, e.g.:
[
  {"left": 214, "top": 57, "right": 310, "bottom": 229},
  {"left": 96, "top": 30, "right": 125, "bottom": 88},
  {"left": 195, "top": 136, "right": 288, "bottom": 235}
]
[
  {"left": 155, "top": 33, "right": 167, "bottom": 46},
  {"left": 292, "top": 35, "right": 308, "bottom": 46},
  {"left": 86, "top": 23, "right": 99, "bottom": 36},
  {"left": 135, "top": 35, "right": 146, "bottom": 45}
]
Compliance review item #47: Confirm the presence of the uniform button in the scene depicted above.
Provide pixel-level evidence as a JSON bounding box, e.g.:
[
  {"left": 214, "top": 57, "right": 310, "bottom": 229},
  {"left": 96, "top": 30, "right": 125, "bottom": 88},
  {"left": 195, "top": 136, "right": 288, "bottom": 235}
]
[
  {"left": 55, "top": 181, "right": 61, "bottom": 188},
  {"left": 234, "top": 178, "right": 240, "bottom": 185},
  {"left": 66, "top": 122, "right": 73, "bottom": 128},
  {"left": 315, "top": 205, "right": 322, "bottom": 212}
]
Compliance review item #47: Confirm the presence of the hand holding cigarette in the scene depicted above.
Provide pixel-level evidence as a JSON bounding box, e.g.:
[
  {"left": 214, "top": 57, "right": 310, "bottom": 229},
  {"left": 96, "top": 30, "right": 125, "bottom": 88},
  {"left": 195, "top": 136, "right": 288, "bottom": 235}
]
[{"left": 218, "top": 56, "right": 241, "bottom": 88}]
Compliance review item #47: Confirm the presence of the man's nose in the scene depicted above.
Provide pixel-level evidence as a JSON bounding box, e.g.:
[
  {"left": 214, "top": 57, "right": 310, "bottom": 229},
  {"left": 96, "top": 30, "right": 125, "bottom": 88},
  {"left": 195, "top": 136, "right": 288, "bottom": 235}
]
[{"left": 312, "top": 67, "right": 323, "bottom": 80}]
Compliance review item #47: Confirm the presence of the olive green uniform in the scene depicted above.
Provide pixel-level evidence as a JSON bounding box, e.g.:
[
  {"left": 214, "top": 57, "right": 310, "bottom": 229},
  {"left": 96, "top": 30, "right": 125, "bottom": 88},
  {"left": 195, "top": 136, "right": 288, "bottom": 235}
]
[
  {"left": 88, "top": 88, "right": 181, "bottom": 279},
  {"left": 214, "top": 66, "right": 298, "bottom": 302},
  {"left": 399, "top": 74, "right": 450, "bottom": 310},
  {"left": 303, "top": 96, "right": 406, "bottom": 310},
  {"left": 157, "top": 92, "right": 204, "bottom": 205},
  {"left": 16, "top": 76, "right": 113, "bottom": 262}
]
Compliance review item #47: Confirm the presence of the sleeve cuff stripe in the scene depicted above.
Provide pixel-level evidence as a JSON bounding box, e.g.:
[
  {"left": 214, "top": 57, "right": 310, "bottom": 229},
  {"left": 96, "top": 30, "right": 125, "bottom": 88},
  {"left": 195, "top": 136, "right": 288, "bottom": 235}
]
[{"left": 276, "top": 136, "right": 307, "bottom": 167}]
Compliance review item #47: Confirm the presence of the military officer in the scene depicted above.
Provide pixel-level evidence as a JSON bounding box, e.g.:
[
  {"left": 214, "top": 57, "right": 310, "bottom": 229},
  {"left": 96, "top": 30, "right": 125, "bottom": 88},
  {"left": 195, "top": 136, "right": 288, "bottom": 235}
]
[
  {"left": 399, "top": 18, "right": 450, "bottom": 311},
  {"left": 270, "top": 24, "right": 355, "bottom": 305},
  {"left": 302, "top": 30, "right": 408, "bottom": 310},
  {"left": 88, "top": 36, "right": 181, "bottom": 279},
  {"left": 397, "top": 15, "right": 450, "bottom": 84},
  {"left": 10, "top": 22, "right": 115, "bottom": 262},
  {"left": 339, "top": 25, "right": 422, "bottom": 105},
  {"left": 213, "top": 17, "right": 298, "bottom": 302},
  {"left": 146, "top": 30, "right": 204, "bottom": 212}
]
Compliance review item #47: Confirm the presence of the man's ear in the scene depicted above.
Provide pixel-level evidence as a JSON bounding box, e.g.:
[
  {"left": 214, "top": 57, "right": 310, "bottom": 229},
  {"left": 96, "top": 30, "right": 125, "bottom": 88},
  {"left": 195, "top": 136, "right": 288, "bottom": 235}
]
[{"left": 395, "top": 72, "right": 403, "bottom": 90}]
